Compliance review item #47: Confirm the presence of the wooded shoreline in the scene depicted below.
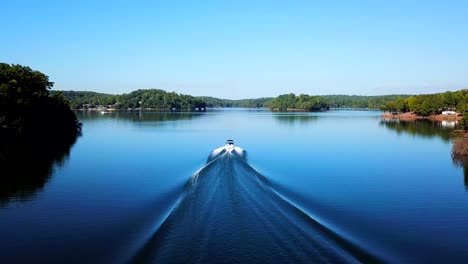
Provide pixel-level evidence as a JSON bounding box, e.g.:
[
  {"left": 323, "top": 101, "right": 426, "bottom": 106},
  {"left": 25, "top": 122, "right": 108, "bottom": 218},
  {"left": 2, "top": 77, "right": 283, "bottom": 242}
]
[{"left": 382, "top": 112, "right": 461, "bottom": 121}]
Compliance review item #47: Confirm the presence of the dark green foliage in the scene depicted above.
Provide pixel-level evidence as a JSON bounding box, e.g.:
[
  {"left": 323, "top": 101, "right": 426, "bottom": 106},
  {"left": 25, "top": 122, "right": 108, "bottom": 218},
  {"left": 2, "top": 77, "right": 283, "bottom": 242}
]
[
  {"left": 56, "top": 89, "right": 206, "bottom": 111},
  {"left": 0, "top": 63, "right": 81, "bottom": 144},
  {"left": 125, "top": 89, "right": 206, "bottom": 110},
  {"left": 51, "top": 90, "right": 116, "bottom": 109},
  {"left": 54, "top": 87, "right": 468, "bottom": 114},
  {"left": 57, "top": 91, "right": 268, "bottom": 109},
  {"left": 199, "top": 97, "right": 273, "bottom": 108},
  {"left": 0, "top": 63, "right": 81, "bottom": 203},
  {"left": 264, "top": 94, "right": 412, "bottom": 111},
  {"left": 320, "top": 94, "right": 411, "bottom": 109},
  {"left": 55, "top": 89, "right": 416, "bottom": 111},
  {"left": 265, "top": 93, "right": 329, "bottom": 111},
  {"left": 381, "top": 90, "right": 468, "bottom": 116}
]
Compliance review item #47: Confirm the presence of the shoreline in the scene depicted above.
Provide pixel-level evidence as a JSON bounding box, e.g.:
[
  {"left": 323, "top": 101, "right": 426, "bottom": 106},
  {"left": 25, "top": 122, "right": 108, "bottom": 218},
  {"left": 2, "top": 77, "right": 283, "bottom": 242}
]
[
  {"left": 73, "top": 108, "right": 206, "bottom": 112},
  {"left": 382, "top": 112, "right": 461, "bottom": 122},
  {"left": 270, "top": 107, "right": 329, "bottom": 112}
]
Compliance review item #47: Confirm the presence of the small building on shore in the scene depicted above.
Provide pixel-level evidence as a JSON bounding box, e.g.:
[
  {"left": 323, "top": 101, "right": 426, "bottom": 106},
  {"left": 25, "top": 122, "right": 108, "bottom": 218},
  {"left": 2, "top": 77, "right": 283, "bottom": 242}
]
[{"left": 442, "top": 111, "right": 456, "bottom": 115}]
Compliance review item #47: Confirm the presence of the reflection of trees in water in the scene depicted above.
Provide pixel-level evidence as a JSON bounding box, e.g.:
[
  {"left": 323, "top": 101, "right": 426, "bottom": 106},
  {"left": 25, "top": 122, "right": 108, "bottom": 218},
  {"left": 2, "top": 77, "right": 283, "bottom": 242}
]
[
  {"left": 381, "top": 119, "right": 468, "bottom": 190},
  {"left": 0, "top": 134, "right": 78, "bottom": 205},
  {"left": 75, "top": 110, "right": 202, "bottom": 122},
  {"left": 451, "top": 138, "right": 468, "bottom": 190},
  {"left": 0, "top": 63, "right": 82, "bottom": 204},
  {"left": 273, "top": 114, "right": 318, "bottom": 126},
  {"left": 379, "top": 119, "right": 454, "bottom": 142}
]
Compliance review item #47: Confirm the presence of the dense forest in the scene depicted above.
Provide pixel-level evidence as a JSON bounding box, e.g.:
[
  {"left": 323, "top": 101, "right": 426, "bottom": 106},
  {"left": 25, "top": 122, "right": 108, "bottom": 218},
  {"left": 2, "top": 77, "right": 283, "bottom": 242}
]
[
  {"left": 53, "top": 89, "right": 206, "bottom": 111},
  {"left": 118, "top": 89, "right": 206, "bottom": 110},
  {"left": 320, "top": 94, "right": 411, "bottom": 109},
  {"left": 53, "top": 91, "right": 116, "bottom": 109},
  {"left": 54, "top": 91, "right": 269, "bottom": 109},
  {"left": 0, "top": 63, "right": 81, "bottom": 203},
  {"left": 59, "top": 90, "right": 410, "bottom": 111},
  {"left": 264, "top": 93, "right": 411, "bottom": 111},
  {"left": 54, "top": 88, "right": 468, "bottom": 114},
  {"left": 0, "top": 64, "right": 81, "bottom": 143},
  {"left": 381, "top": 90, "right": 468, "bottom": 116},
  {"left": 265, "top": 94, "right": 329, "bottom": 111},
  {"left": 199, "top": 96, "right": 273, "bottom": 108}
]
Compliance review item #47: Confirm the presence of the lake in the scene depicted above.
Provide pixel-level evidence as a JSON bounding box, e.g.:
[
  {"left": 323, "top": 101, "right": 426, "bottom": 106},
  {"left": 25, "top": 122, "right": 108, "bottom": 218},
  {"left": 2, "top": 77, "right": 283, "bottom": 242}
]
[{"left": 1, "top": 109, "right": 467, "bottom": 263}]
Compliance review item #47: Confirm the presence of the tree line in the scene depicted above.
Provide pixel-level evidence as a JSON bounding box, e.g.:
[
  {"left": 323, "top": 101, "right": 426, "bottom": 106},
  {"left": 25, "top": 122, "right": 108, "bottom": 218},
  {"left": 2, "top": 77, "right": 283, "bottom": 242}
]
[
  {"left": 380, "top": 90, "right": 468, "bottom": 116},
  {"left": 53, "top": 87, "right": 468, "bottom": 114},
  {"left": 320, "top": 94, "right": 411, "bottom": 109},
  {"left": 55, "top": 91, "right": 271, "bottom": 109},
  {"left": 265, "top": 93, "right": 329, "bottom": 111},
  {"left": 1, "top": 63, "right": 80, "bottom": 203},
  {"left": 264, "top": 93, "right": 412, "bottom": 111},
  {"left": 54, "top": 89, "right": 206, "bottom": 111},
  {"left": 199, "top": 96, "right": 273, "bottom": 108},
  {"left": 0, "top": 63, "right": 81, "bottom": 143}
]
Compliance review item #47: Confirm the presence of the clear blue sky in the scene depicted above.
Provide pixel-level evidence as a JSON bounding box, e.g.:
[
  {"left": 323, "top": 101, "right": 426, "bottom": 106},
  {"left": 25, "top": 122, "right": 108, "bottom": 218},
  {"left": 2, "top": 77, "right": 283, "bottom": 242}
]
[{"left": 2, "top": 0, "right": 468, "bottom": 98}]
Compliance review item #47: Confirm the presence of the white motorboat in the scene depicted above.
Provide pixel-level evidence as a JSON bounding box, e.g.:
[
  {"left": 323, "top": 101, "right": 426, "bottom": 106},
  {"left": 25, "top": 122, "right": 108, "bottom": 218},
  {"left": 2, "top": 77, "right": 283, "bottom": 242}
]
[{"left": 225, "top": 139, "right": 234, "bottom": 151}]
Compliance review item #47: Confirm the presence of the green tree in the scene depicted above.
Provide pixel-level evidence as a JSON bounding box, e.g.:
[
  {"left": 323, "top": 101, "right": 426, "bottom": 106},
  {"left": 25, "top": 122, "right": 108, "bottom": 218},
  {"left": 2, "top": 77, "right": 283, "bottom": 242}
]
[
  {"left": 381, "top": 89, "right": 468, "bottom": 116},
  {"left": 0, "top": 63, "right": 81, "bottom": 143},
  {"left": 394, "top": 98, "right": 408, "bottom": 112}
]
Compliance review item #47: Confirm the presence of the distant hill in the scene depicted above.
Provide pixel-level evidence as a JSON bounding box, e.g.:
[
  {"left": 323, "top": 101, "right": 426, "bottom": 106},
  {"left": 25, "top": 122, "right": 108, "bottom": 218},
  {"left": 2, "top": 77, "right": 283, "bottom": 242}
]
[
  {"left": 199, "top": 96, "right": 273, "bottom": 108},
  {"left": 52, "top": 89, "right": 206, "bottom": 111},
  {"left": 55, "top": 89, "right": 468, "bottom": 113},
  {"left": 53, "top": 90, "right": 272, "bottom": 109},
  {"left": 264, "top": 94, "right": 412, "bottom": 111},
  {"left": 319, "top": 94, "right": 412, "bottom": 109},
  {"left": 51, "top": 91, "right": 115, "bottom": 109}
]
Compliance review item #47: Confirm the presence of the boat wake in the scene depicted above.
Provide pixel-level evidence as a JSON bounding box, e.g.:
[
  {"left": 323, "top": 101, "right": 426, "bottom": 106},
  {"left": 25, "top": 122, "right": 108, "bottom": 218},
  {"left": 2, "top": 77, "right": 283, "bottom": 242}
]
[{"left": 132, "top": 147, "right": 379, "bottom": 263}]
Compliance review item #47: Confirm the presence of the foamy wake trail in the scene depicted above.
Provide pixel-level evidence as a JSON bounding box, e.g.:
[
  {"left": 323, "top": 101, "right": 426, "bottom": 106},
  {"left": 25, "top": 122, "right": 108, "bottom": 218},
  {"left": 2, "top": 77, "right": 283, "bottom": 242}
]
[{"left": 133, "top": 148, "right": 376, "bottom": 264}]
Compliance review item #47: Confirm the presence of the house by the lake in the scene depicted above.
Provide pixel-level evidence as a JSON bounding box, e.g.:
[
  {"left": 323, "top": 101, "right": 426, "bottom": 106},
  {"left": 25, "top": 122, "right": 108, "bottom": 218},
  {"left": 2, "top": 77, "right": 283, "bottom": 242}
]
[{"left": 442, "top": 110, "right": 456, "bottom": 115}]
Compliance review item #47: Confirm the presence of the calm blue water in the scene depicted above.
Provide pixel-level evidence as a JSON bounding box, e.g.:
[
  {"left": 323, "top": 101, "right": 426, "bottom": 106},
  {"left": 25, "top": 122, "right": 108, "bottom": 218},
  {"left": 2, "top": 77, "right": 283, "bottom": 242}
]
[{"left": 1, "top": 109, "right": 467, "bottom": 263}]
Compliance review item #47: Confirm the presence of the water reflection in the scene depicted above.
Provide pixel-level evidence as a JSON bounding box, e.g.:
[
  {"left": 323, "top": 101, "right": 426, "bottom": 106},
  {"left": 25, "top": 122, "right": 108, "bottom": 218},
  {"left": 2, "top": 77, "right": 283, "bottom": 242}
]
[
  {"left": 451, "top": 138, "right": 468, "bottom": 190},
  {"left": 273, "top": 114, "right": 318, "bottom": 126},
  {"left": 379, "top": 119, "right": 454, "bottom": 142},
  {"left": 441, "top": 120, "right": 458, "bottom": 128},
  {"left": 381, "top": 119, "right": 468, "bottom": 190},
  {"left": 75, "top": 110, "right": 202, "bottom": 122},
  {"left": 0, "top": 135, "right": 78, "bottom": 205}
]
